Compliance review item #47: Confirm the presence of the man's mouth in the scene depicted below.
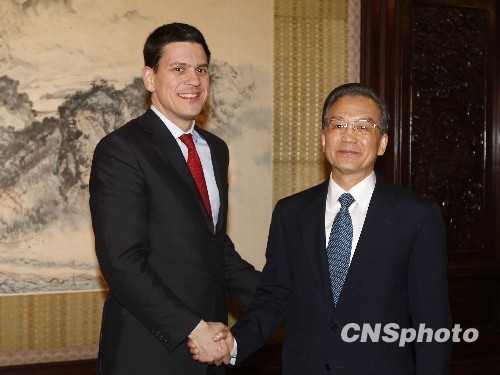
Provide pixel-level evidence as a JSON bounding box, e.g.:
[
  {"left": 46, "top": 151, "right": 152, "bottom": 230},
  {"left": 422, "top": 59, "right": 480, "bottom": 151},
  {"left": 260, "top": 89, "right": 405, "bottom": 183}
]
[{"left": 179, "top": 93, "right": 200, "bottom": 99}]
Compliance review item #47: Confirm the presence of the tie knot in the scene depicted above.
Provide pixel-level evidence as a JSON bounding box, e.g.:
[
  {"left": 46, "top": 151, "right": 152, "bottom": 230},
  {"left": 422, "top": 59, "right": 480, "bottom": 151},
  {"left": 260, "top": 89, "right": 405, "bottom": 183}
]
[
  {"left": 338, "top": 193, "right": 354, "bottom": 209},
  {"left": 179, "top": 133, "right": 195, "bottom": 149}
]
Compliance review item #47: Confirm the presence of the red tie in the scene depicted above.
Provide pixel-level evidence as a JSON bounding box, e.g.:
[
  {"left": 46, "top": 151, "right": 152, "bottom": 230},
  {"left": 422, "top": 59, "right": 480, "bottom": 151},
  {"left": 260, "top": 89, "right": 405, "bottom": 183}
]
[{"left": 179, "top": 134, "right": 213, "bottom": 221}]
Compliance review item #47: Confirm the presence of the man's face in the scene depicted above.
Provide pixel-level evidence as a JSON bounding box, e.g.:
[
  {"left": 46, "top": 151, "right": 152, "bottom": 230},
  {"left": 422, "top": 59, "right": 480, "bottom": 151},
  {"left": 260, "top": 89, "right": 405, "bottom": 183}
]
[
  {"left": 142, "top": 42, "right": 209, "bottom": 131},
  {"left": 321, "top": 95, "right": 388, "bottom": 187}
]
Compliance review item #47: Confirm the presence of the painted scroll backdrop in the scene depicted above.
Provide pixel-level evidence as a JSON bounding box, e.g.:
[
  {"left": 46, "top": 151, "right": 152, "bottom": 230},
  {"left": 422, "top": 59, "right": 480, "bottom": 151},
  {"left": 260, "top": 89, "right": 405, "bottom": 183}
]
[
  {"left": 0, "top": 59, "right": 269, "bottom": 294},
  {"left": 0, "top": 0, "right": 272, "bottom": 295}
]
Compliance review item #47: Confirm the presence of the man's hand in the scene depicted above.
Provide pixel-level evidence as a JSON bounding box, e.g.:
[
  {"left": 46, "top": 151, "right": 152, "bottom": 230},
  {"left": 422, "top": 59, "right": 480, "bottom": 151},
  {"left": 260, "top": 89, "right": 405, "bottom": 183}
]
[
  {"left": 212, "top": 328, "right": 234, "bottom": 354},
  {"left": 188, "top": 321, "right": 230, "bottom": 365},
  {"left": 188, "top": 325, "right": 235, "bottom": 365}
]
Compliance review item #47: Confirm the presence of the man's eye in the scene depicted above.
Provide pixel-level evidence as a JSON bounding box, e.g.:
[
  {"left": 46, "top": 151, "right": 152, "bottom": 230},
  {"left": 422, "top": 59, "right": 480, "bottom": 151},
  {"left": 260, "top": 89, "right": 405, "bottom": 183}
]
[
  {"left": 173, "top": 67, "right": 183, "bottom": 72},
  {"left": 197, "top": 68, "right": 208, "bottom": 74}
]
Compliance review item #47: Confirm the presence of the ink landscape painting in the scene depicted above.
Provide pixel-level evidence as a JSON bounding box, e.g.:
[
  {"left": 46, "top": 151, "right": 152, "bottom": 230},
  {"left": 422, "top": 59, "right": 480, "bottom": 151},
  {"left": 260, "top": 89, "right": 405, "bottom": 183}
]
[{"left": 0, "top": 0, "right": 273, "bottom": 295}]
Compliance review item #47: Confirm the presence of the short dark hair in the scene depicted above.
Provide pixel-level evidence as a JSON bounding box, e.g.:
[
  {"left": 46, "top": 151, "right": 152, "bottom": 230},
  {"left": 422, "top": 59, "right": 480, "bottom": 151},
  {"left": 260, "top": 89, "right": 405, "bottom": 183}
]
[
  {"left": 143, "top": 22, "right": 211, "bottom": 72},
  {"left": 321, "top": 83, "right": 390, "bottom": 134}
]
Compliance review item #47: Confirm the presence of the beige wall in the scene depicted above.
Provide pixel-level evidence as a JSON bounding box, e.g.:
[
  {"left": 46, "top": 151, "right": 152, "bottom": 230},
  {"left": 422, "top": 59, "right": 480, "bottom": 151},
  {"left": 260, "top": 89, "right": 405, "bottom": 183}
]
[{"left": 273, "top": 0, "right": 360, "bottom": 202}]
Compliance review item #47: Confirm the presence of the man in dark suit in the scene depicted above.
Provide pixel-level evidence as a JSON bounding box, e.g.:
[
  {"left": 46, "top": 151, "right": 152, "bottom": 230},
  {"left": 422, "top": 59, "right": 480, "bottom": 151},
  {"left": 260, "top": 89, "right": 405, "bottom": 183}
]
[
  {"left": 191, "top": 83, "right": 451, "bottom": 374},
  {"left": 89, "top": 23, "right": 260, "bottom": 375}
]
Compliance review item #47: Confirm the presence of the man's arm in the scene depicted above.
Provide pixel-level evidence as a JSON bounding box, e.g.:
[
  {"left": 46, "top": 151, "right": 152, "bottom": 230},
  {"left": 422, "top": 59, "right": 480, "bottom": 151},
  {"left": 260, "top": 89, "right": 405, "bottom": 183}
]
[
  {"left": 408, "top": 203, "right": 452, "bottom": 374},
  {"left": 226, "top": 202, "right": 291, "bottom": 364},
  {"left": 222, "top": 235, "right": 261, "bottom": 309},
  {"left": 189, "top": 202, "right": 291, "bottom": 366}
]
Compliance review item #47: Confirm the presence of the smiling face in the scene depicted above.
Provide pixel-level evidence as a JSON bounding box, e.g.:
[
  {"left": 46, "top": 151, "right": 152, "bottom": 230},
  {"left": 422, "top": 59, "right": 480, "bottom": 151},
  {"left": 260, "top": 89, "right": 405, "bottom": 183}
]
[
  {"left": 142, "top": 42, "right": 209, "bottom": 131},
  {"left": 321, "top": 95, "right": 388, "bottom": 190}
]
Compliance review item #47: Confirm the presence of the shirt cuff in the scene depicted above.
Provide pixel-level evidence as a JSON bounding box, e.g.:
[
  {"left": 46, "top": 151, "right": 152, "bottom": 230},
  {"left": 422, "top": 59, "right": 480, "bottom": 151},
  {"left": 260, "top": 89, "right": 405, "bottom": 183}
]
[
  {"left": 189, "top": 319, "right": 203, "bottom": 336},
  {"left": 230, "top": 338, "right": 238, "bottom": 365}
]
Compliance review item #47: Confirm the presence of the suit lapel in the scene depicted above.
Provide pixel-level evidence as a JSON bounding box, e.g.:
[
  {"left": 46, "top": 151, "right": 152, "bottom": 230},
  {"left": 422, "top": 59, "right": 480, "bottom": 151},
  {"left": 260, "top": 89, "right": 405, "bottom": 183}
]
[
  {"left": 298, "top": 181, "right": 336, "bottom": 313},
  {"left": 333, "top": 175, "right": 397, "bottom": 313},
  {"left": 139, "top": 110, "right": 214, "bottom": 231}
]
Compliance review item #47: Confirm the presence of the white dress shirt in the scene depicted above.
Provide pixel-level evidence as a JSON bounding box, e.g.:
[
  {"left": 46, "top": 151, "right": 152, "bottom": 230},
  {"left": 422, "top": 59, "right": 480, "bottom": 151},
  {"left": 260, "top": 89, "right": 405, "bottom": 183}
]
[
  {"left": 151, "top": 105, "right": 220, "bottom": 226},
  {"left": 325, "top": 171, "right": 377, "bottom": 261}
]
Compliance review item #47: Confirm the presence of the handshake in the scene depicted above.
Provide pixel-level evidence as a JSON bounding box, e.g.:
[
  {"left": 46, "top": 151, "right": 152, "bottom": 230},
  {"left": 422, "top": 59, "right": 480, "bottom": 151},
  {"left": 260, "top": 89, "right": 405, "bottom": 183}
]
[{"left": 187, "top": 320, "right": 234, "bottom": 366}]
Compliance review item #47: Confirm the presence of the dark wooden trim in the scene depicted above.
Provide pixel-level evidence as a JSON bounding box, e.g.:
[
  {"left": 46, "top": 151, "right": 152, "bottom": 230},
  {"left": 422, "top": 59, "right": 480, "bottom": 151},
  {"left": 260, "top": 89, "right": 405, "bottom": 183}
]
[
  {"left": 361, "top": 0, "right": 404, "bottom": 184},
  {"left": 0, "top": 359, "right": 97, "bottom": 375}
]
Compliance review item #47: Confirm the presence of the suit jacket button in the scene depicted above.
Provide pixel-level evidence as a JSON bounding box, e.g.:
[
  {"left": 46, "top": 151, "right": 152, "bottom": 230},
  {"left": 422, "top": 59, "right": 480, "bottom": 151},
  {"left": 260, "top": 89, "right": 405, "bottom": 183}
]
[
  {"left": 331, "top": 324, "right": 339, "bottom": 332},
  {"left": 325, "top": 363, "right": 331, "bottom": 371}
]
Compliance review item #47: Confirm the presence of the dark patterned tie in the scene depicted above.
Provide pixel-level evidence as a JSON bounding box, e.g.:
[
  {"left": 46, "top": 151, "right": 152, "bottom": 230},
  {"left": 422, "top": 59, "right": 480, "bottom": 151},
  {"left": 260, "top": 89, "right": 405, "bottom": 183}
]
[
  {"left": 327, "top": 193, "right": 355, "bottom": 306},
  {"left": 179, "top": 134, "right": 212, "bottom": 221}
]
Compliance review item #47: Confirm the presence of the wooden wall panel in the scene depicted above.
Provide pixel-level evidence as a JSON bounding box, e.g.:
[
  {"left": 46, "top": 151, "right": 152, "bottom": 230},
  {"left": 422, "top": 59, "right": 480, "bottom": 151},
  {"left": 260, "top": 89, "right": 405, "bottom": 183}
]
[{"left": 361, "top": 0, "right": 500, "bottom": 373}]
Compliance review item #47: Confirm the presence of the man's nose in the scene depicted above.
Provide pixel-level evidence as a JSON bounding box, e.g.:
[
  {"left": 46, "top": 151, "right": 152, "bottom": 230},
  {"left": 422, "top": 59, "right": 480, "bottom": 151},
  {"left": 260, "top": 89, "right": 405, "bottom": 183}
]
[{"left": 186, "top": 69, "right": 201, "bottom": 86}]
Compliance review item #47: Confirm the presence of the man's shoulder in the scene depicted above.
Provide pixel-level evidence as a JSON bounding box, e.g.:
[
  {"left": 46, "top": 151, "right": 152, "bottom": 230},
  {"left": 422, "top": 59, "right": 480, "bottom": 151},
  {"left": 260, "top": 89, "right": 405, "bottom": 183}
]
[
  {"left": 277, "top": 181, "right": 328, "bottom": 207},
  {"left": 195, "top": 126, "right": 229, "bottom": 158},
  {"left": 96, "top": 110, "right": 156, "bottom": 147},
  {"left": 375, "top": 174, "right": 436, "bottom": 210},
  {"left": 196, "top": 126, "right": 227, "bottom": 146}
]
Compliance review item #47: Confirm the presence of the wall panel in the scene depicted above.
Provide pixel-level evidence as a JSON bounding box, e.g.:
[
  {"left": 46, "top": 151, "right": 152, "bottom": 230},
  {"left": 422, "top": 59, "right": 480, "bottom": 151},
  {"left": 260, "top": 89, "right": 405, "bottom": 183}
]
[{"left": 361, "top": 0, "right": 500, "bottom": 372}]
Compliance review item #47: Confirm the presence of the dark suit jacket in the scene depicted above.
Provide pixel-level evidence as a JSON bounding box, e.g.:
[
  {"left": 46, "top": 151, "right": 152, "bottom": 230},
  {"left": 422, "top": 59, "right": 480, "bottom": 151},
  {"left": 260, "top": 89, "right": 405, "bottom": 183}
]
[
  {"left": 89, "top": 109, "right": 260, "bottom": 375},
  {"left": 231, "top": 175, "right": 451, "bottom": 375}
]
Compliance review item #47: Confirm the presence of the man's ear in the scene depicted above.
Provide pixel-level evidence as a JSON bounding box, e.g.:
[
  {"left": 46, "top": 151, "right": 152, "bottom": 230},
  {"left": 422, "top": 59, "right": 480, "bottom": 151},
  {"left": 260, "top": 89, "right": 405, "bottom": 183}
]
[
  {"left": 142, "top": 66, "right": 155, "bottom": 93},
  {"left": 377, "top": 133, "right": 389, "bottom": 156}
]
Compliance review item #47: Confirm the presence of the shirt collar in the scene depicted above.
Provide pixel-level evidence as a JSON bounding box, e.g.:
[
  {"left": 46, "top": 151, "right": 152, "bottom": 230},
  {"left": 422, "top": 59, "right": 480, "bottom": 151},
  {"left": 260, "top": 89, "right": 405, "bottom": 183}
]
[
  {"left": 327, "top": 171, "right": 376, "bottom": 211},
  {"left": 151, "top": 105, "right": 199, "bottom": 140}
]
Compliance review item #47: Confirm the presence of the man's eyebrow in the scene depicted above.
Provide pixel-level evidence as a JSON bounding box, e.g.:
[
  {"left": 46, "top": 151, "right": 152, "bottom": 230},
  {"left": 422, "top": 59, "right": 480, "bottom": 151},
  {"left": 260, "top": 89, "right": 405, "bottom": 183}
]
[
  {"left": 328, "top": 116, "right": 376, "bottom": 122},
  {"left": 168, "top": 62, "right": 208, "bottom": 68},
  {"left": 169, "top": 61, "right": 190, "bottom": 67},
  {"left": 355, "top": 116, "right": 376, "bottom": 122}
]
